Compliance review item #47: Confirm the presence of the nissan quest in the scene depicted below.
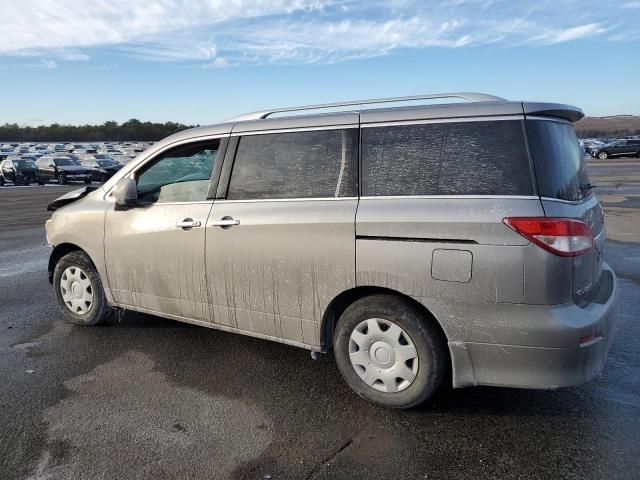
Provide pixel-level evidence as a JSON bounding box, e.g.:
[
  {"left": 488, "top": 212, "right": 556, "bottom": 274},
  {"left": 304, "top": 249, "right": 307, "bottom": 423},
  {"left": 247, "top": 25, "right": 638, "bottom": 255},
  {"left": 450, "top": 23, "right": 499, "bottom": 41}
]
[{"left": 45, "top": 93, "right": 618, "bottom": 408}]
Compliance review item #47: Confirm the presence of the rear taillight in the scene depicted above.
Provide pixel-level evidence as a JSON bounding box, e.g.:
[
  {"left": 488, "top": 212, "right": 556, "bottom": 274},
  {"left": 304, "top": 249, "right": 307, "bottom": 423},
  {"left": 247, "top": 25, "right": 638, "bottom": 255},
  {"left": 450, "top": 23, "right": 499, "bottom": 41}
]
[{"left": 503, "top": 217, "right": 594, "bottom": 257}]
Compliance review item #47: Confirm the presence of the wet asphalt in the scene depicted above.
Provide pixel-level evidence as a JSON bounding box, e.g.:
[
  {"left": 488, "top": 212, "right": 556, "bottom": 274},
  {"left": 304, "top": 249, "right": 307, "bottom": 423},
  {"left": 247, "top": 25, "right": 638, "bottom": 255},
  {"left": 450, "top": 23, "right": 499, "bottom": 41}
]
[{"left": 0, "top": 164, "right": 639, "bottom": 480}]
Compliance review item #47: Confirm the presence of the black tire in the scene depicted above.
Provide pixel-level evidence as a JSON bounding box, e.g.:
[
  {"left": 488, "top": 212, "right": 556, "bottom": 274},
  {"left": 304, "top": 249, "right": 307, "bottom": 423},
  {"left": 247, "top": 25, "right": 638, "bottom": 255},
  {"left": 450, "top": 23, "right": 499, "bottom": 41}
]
[
  {"left": 53, "top": 251, "right": 113, "bottom": 326},
  {"left": 84, "top": 179, "right": 92, "bottom": 184},
  {"left": 598, "top": 151, "right": 608, "bottom": 160},
  {"left": 333, "top": 294, "right": 448, "bottom": 409},
  {"left": 0, "top": 176, "right": 4, "bottom": 186},
  {"left": 37, "top": 180, "right": 45, "bottom": 185},
  {"left": 58, "top": 173, "right": 67, "bottom": 185}
]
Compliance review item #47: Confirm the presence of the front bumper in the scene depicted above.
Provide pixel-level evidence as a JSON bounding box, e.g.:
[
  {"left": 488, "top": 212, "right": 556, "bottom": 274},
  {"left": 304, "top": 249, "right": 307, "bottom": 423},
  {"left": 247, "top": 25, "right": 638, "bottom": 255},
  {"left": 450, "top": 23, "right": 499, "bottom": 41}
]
[{"left": 449, "top": 263, "right": 618, "bottom": 389}]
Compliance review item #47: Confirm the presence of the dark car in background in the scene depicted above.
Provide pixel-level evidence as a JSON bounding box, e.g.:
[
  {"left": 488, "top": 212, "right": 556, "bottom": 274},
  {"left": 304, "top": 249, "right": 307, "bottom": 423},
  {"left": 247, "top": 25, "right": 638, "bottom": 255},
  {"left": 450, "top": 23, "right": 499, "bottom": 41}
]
[
  {"left": 35, "top": 156, "right": 92, "bottom": 184},
  {"left": 80, "top": 157, "right": 123, "bottom": 182},
  {"left": 592, "top": 139, "right": 640, "bottom": 159},
  {"left": 0, "top": 157, "right": 40, "bottom": 186}
]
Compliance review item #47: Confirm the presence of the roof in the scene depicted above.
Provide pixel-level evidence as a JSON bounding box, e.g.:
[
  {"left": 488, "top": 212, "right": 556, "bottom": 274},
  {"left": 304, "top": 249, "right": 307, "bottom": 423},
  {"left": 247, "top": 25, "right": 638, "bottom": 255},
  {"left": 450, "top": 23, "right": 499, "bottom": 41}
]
[{"left": 150, "top": 93, "right": 584, "bottom": 154}]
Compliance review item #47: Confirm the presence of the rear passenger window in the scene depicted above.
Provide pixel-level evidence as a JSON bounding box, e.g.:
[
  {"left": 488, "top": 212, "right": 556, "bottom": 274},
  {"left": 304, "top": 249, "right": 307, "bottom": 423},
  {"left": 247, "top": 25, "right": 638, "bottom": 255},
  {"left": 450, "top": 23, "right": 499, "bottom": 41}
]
[
  {"left": 227, "top": 129, "right": 358, "bottom": 200},
  {"left": 362, "top": 121, "right": 534, "bottom": 196}
]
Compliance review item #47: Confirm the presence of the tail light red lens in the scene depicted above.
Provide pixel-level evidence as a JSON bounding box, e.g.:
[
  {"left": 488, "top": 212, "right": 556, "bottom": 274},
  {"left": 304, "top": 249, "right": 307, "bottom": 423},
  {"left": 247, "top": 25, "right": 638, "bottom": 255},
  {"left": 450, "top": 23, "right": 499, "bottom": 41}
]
[{"left": 503, "top": 217, "right": 594, "bottom": 257}]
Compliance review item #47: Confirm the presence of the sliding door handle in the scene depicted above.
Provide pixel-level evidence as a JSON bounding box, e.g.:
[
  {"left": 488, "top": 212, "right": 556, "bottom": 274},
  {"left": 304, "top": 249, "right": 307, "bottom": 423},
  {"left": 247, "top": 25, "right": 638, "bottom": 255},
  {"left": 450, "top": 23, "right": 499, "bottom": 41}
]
[{"left": 212, "top": 217, "right": 240, "bottom": 228}]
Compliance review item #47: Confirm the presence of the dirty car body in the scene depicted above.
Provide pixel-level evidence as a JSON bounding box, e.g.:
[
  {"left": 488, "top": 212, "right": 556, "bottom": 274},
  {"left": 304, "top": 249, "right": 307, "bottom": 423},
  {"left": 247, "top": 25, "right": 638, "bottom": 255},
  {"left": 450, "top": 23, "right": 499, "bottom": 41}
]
[{"left": 45, "top": 93, "right": 618, "bottom": 408}]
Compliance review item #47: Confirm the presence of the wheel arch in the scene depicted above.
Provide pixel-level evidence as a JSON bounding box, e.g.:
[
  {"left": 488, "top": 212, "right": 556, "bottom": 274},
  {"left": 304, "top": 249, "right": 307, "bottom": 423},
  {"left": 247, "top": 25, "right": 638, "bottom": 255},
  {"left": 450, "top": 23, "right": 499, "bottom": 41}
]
[
  {"left": 320, "top": 286, "right": 449, "bottom": 353},
  {"left": 48, "top": 243, "right": 94, "bottom": 284}
]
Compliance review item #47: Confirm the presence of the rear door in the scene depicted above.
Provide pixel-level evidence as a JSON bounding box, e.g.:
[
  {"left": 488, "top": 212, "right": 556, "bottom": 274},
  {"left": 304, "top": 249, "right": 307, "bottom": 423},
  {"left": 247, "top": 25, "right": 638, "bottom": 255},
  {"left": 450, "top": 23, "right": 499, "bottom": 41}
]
[
  {"left": 526, "top": 118, "right": 604, "bottom": 305},
  {"left": 205, "top": 119, "right": 359, "bottom": 348}
]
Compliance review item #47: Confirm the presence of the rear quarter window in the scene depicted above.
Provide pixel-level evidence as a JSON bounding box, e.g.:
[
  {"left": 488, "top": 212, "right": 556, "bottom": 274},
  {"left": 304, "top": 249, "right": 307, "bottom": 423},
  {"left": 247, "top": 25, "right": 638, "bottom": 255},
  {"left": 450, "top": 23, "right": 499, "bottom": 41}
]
[
  {"left": 361, "top": 120, "right": 534, "bottom": 196},
  {"left": 526, "top": 119, "right": 590, "bottom": 201}
]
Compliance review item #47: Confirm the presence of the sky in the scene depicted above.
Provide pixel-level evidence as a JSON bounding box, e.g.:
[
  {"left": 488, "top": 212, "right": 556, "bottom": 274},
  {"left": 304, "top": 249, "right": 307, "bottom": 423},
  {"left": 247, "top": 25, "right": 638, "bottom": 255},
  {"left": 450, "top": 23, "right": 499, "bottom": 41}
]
[{"left": 0, "top": 0, "right": 639, "bottom": 126}]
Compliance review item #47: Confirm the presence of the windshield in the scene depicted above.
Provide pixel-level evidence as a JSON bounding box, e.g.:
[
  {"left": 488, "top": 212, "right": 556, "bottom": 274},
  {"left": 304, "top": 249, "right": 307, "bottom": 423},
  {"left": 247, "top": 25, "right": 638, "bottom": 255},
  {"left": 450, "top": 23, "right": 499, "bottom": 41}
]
[
  {"left": 527, "top": 119, "right": 590, "bottom": 201},
  {"left": 14, "top": 160, "right": 36, "bottom": 168},
  {"left": 97, "top": 160, "right": 118, "bottom": 167},
  {"left": 54, "top": 158, "right": 75, "bottom": 166}
]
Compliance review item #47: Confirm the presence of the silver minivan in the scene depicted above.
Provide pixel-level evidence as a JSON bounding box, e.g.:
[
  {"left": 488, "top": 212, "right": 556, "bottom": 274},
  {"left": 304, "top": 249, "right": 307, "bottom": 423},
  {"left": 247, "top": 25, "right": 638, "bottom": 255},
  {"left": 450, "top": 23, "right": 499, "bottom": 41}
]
[{"left": 45, "top": 93, "right": 617, "bottom": 408}]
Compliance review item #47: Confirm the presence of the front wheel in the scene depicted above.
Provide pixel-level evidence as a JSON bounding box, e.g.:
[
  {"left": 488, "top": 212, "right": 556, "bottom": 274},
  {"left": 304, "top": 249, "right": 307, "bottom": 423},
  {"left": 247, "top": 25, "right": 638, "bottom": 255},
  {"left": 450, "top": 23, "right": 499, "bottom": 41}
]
[
  {"left": 58, "top": 173, "right": 67, "bottom": 185},
  {"left": 598, "top": 151, "right": 608, "bottom": 160},
  {"left": 53, "top": 251, "right": 113, "bottom": 326},
  {"left": 333, "top": 294, "right": 448, "bottom": 409}
]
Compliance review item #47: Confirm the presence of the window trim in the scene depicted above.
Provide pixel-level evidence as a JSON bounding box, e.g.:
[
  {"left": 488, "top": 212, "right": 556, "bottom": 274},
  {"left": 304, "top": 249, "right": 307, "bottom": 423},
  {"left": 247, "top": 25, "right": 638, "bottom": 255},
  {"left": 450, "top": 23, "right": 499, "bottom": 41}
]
[
  {"left": 361, "top": 114, "right": 525, "bottom": 129},
  {"left": 220, "top": 126, "right": 359, "bottom": 201}
]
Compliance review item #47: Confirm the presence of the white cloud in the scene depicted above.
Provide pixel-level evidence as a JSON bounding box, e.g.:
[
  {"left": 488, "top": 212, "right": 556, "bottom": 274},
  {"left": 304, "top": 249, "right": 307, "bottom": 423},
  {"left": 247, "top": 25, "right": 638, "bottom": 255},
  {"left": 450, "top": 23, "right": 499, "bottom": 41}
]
[
  {"left": 210, "top": 57, "right": 229, "bottom": 68},
  {"left": 31, "top": 59, "right": 58, "bottom": 69},
  {"left": 0, "top": 0, "right": 635, "bottom": 66},
  {"left": 531, "top": 23, "right": 609, "bottom": 45}
]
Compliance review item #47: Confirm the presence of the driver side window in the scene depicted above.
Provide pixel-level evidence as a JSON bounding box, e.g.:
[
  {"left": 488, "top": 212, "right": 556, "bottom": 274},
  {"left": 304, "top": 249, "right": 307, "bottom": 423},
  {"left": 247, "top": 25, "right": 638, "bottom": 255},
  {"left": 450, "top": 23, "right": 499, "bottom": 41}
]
[{"left": 136, "top": 140, "right": 220, "bottom": 204}]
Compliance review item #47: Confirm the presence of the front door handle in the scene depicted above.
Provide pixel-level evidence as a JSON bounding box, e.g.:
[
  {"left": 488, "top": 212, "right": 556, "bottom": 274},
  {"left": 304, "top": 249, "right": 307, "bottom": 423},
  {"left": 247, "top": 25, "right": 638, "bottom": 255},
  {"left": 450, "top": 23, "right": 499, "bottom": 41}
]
[
  {"left": 212, "top": 217, "right": 240, "bottom": 228},
  {"left": 176, "top": 218, "right": 202, "bottom": 229}
]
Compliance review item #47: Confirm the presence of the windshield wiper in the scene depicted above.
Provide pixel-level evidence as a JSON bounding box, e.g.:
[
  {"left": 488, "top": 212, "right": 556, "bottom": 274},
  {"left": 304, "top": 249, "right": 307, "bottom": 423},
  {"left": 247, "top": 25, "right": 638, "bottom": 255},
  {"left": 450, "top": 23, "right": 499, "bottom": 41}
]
[{"left": 580, "top": 183, "right": 597, "bottom": 191}]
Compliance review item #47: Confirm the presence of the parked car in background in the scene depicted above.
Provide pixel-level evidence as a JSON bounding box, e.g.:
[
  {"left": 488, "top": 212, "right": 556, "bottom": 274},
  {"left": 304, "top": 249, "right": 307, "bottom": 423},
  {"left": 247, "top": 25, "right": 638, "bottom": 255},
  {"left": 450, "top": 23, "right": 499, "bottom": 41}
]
[
  {"left": 0, "top": 146, "right": 14, "bottom": 161},
  {"left": 0, "top": 157, "right": 40, "bottom": 185},
  {"left": 592, "top": 139, "right": 640, "bottom": 159},
  {"left": 80, "top": 157, "right": 123, "bottom": 182},
  {"left": 36, "top": 156, "right": 92, "bottom": 184},
  {"left": 581, "top": 139, "right": 605, "bottom": 156}
]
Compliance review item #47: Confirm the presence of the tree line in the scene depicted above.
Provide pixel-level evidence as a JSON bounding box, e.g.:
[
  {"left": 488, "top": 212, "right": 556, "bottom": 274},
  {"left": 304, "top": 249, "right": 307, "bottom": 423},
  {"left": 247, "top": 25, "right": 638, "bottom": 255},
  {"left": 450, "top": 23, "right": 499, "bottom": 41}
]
[
  {"left": 2, "top": 117, "right": 639, "bottom": 142},
  {"left": 0, "top": 119, "right": 194, "bottom": 142}
]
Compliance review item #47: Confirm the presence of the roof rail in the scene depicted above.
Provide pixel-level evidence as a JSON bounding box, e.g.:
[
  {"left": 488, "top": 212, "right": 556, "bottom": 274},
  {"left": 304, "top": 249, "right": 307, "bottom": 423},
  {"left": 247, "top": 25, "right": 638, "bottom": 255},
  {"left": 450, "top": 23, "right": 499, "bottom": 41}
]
[{"left": 224, "top": 92, "right": 507, "bottom": 122}]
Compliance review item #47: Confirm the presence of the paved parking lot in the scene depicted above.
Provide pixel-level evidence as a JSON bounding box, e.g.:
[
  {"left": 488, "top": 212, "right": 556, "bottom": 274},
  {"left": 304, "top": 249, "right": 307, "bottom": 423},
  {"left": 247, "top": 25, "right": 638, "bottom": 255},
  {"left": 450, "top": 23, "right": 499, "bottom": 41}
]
[{"left": 1, "top": 161, "right": 639, "bottom": 480}]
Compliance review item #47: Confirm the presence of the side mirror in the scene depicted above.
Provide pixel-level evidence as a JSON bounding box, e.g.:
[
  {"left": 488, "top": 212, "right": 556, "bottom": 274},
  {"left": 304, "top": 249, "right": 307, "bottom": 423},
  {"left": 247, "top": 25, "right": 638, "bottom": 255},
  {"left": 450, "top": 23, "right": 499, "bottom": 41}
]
[{"left": 113, "top": 176, "right": 138, "bottom": 209}]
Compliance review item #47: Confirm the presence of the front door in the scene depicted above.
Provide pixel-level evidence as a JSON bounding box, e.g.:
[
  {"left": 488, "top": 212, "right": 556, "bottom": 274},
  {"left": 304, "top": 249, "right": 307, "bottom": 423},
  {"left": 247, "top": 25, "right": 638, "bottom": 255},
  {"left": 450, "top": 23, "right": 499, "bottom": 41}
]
[
  {"left": 105, "top": 139, "right": 223, "bottom": 320},
  {"left": 205, "top": 125, "right": 359, "bottom": 348}
]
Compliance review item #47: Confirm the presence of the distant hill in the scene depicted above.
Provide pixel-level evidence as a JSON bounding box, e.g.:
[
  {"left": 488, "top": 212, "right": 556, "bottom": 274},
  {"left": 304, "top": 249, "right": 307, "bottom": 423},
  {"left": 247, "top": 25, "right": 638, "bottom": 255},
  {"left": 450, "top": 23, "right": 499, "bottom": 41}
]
[{"left": 575, "top": 116, "right": 640, "bottom": 139}]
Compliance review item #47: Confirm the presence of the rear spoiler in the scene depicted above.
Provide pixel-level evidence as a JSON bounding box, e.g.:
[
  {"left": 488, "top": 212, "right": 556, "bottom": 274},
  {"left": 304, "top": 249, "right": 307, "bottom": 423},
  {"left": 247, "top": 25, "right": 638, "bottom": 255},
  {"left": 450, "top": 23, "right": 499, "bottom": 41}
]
[
  {"left": 523, "top": 102, "right": 584, "bottom": 123},
  {"left": 47, "top": 186, "right": 97, "bottom": 211}
]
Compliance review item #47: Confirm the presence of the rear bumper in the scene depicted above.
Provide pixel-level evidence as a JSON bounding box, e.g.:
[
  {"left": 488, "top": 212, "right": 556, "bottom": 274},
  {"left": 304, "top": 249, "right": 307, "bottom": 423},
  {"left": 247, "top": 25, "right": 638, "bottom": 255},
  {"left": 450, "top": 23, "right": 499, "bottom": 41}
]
[
  {"left": 65, "top": 174, "right": 91, "bottom": 180},
  {"left": 449, "top": 263, "right": 618, "bottom": 389}
]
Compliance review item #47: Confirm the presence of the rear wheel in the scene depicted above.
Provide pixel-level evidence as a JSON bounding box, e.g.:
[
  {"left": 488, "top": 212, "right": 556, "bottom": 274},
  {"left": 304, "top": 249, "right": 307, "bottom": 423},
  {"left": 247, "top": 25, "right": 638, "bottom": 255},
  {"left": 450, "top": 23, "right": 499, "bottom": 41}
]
[
  {"left": 598, "top": 151, "right": 608, "bottom": 160},
  {"left": 0, "top": 176, "right": 4, "bottom": 186},
  {"left": 53, "top": 251, "right": 113, "bottom": 326},
  {"left": 333, "top": 294, "right": 448, "bottom": 409}
]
